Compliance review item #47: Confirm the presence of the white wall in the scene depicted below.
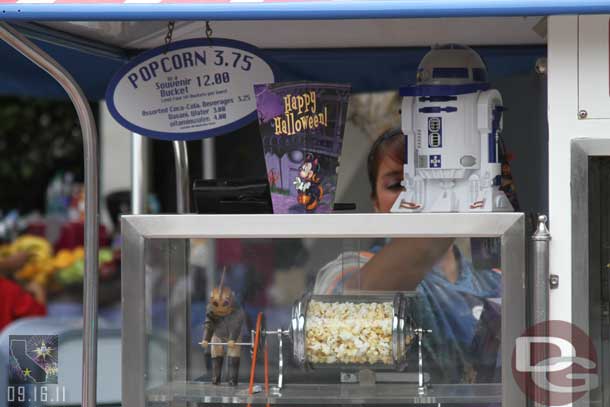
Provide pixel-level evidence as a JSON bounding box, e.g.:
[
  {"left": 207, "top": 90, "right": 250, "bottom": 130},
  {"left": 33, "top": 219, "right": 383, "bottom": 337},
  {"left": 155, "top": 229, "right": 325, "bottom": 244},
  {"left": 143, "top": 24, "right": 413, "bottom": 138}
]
[
  {"left": 546, "top": 15, "right": 610, "bottom": 407},
  {"left": 548, "top": 15, "right": 577, "bottom": 326},
  {"left": 547, "top": 14, "right": 610, "bottom": 385}
]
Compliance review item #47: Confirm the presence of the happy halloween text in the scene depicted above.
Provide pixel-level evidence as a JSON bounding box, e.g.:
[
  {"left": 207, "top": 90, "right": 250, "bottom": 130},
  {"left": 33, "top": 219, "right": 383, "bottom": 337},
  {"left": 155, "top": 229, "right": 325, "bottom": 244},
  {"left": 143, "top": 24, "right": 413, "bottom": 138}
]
[{"left": 274, "top": 91, "right": 328, "bottom": 136}]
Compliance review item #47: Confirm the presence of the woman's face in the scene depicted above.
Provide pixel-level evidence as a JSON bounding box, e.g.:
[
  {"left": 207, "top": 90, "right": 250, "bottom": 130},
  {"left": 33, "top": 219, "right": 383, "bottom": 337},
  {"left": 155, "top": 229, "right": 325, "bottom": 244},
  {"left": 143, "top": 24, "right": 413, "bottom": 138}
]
[{"left": 373, "top": 156, "right": 403, "bottom": 213}]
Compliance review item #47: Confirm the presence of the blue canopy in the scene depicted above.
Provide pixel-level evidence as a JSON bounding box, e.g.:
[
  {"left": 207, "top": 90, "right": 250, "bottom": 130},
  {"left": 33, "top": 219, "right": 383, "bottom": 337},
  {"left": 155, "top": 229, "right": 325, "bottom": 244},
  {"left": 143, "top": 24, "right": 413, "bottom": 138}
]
[
  {"left": 0, "top": 30, "right": 545, "bottom": 100},
  {"left": 0, "top": 36, "right": 126, "bottom": 100}
]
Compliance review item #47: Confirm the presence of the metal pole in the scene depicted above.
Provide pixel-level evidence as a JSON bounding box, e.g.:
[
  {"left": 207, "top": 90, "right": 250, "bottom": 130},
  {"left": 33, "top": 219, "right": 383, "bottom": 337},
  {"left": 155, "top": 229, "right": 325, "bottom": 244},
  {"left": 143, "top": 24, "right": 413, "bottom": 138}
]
[
  {"left": 532, "top": 215, "right": 551, "bottom": 324},
  {"left": 0, "top": 22, "right": 99, "bottom": 407},
  {"left": 531, "top": 214, "right": 551, "bottom": 407},
  {"left": 203, "top": 137, "right": 215, "bottom": 179},
  {"left": 131, "top": 133, "right": 148, "bottom": 215},
  {"left": 277, "top": 329, "right": 284, "bottom": 390},
  {"left": 173, "top": 140, "right": 191, "bottom": 214},
  {"left": 202, "top": 137, "right": 216, "bottom": 294}
]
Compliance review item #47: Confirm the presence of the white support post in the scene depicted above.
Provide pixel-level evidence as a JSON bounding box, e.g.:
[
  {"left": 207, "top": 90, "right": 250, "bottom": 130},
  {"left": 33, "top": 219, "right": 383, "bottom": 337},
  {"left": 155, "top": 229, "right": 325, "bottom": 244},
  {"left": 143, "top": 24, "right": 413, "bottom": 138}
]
[{"left": 547, "top": 15, "right": 578, "bottom": 325}]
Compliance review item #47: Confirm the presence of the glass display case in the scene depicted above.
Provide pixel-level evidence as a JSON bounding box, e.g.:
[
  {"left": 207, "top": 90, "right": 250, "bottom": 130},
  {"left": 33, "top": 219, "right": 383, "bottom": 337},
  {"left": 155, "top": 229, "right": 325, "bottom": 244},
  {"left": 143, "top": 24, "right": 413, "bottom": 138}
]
[{"left": 121, "top": 213, "right": 525, "bottom": 406}]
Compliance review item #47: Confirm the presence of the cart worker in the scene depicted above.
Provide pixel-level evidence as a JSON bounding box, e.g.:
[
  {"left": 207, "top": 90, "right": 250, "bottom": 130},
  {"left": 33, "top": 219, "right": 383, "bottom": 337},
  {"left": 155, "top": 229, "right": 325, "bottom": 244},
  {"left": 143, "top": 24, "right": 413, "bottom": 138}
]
[{"left": 314, "top": 128, "right": 505, "bottom": 384}]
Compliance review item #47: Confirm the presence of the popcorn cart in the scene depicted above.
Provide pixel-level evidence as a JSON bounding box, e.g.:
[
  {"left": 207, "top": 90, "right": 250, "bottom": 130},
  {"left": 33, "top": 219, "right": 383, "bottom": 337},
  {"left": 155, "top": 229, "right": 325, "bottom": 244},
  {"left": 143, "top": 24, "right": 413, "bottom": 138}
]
[
  {"left": 121, "top": 212, "right": 526, "bottom": 406},
  {"left": 1, "top": 2, "right": 610, "bottom": 407}
]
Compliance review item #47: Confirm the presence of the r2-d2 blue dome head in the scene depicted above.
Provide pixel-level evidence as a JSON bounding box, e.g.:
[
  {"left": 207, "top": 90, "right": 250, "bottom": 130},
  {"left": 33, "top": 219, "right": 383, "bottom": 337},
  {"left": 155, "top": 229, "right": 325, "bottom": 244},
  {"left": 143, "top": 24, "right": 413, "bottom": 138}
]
[{"left": 416, "top": 44, "right": 488, "bottom": 86}]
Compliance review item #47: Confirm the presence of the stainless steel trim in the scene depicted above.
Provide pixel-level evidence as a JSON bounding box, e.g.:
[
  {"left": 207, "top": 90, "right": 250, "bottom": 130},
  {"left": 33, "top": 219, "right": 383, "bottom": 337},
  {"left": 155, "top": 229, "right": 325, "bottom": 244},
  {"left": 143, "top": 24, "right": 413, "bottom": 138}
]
[
  {"left": 501, "top": 214, "right": 526, "bottom": 407},
  {"left": 122, "top": 216, "right": 147, "bottom": 407},
  {"left": 146, "top": 381, "right": 502, "bottom": 404},
  {"left": 570, "top": 138, "right": 610, "bottom": 407},
  {"left": 571, "top": 139, "right": 597, "bottom": 332},
  {"left": 122, "top": 213, "right": 524, "bottom": 239},
  {"left": 0, "top": 22, "right": 100, "bottom": 407}
]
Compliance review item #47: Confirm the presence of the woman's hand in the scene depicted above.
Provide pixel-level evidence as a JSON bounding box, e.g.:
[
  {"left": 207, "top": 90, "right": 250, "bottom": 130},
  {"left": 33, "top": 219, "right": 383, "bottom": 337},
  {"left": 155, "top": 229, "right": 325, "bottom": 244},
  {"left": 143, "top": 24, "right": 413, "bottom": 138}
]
[
  {"left": 25, "top": 281, "right": 47, "bottom": 305},
  {"left": 0, "top": 251, "right": 31, "bottom": 274}
]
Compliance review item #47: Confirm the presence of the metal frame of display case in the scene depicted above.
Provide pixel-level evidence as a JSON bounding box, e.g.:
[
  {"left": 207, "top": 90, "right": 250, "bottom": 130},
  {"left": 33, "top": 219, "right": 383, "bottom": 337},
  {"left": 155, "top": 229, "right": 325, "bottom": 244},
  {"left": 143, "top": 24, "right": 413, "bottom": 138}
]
[{"left": 122, "top": 212, "right": 526, "bottom": 406}]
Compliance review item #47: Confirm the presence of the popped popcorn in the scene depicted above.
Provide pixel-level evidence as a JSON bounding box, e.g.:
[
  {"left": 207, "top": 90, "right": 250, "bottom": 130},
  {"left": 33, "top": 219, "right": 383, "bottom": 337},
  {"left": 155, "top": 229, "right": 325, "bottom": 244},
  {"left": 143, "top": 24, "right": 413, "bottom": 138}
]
[{"left": 305, "top": 300, "right": 394, "bottom": 365}]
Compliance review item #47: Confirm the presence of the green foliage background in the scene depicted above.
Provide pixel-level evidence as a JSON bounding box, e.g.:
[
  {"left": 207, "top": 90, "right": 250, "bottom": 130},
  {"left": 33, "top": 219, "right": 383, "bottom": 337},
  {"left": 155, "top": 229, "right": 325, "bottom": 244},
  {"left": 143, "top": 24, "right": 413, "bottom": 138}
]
[{"left": 0, "top": 97, "right": 86, "bottom": 213}]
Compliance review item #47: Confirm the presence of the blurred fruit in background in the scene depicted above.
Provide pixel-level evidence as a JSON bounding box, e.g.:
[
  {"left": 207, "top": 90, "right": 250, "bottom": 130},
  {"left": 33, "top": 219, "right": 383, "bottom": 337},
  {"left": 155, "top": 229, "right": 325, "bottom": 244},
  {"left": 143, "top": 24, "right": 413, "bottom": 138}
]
[{"left": 0, "top": 234, "right": 118, "bottom": 290}]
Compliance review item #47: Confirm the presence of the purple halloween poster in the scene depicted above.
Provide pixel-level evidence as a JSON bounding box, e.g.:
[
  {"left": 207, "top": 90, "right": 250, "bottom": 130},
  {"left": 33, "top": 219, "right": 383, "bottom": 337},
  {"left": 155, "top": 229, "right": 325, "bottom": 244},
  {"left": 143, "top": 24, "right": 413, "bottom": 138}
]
[{"left": 254, "top": 82, "right": 350, "bottom": 213}]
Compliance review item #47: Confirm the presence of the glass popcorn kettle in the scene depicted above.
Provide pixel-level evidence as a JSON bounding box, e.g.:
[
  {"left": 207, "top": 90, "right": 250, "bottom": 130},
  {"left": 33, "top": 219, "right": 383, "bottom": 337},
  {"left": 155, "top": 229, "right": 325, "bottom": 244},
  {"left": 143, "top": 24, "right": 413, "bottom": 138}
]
[{"left": 290, "top": 293, "right": 418, "bottom": 370}]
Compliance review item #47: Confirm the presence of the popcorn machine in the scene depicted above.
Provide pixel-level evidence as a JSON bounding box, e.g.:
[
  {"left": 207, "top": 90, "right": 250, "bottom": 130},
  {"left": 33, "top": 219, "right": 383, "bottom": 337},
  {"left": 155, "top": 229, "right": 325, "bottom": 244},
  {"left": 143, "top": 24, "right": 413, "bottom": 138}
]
[{"left": 121, "top": 212, "right": 526, "bottom": 406}]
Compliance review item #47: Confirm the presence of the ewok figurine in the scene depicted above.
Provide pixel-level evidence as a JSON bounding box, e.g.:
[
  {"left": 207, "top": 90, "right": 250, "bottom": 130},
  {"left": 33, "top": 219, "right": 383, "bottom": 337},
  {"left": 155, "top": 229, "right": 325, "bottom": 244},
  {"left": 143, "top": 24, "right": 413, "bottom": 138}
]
[
  {"left": 200, "top": 272, "right": 245, "bottom": 386},
  {"left": 294, "top": 153, "right": 324, "bottom": 211}
]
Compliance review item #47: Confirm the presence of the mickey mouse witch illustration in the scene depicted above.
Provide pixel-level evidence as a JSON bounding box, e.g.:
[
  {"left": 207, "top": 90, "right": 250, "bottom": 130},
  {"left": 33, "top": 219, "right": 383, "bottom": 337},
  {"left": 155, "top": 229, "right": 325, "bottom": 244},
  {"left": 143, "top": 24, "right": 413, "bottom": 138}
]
[
  {"left": 200, "top": 269, "right": 246, "bottom": 386},
  {"left": 294, "top": 153, "right": 324, "bottom": 212}
]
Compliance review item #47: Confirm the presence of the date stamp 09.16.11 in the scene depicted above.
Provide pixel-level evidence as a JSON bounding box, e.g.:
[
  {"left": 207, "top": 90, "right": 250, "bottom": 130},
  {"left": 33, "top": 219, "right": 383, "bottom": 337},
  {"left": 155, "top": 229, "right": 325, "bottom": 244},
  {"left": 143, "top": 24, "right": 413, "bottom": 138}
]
[{"left": 7, "top": 335, "right": 66, "bottom": 407}]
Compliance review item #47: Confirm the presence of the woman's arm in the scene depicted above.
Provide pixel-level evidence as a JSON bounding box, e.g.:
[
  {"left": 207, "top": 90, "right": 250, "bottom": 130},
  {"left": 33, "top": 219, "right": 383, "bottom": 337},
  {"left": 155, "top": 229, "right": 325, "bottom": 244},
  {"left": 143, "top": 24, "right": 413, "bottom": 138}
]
[
  {"left": 357, "top": 238, "right": 454, "bottom": 291},
  {"left": 0, "top": 252, "right": 30, "bottom": 275}
]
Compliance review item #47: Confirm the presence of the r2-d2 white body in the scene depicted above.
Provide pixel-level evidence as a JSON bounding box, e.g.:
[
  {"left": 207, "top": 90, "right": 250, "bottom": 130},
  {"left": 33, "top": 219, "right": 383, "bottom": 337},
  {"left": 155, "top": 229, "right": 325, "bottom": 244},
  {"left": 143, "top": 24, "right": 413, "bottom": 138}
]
[{"left": 391, "top": 44, "right": 513, "bottom": 213}]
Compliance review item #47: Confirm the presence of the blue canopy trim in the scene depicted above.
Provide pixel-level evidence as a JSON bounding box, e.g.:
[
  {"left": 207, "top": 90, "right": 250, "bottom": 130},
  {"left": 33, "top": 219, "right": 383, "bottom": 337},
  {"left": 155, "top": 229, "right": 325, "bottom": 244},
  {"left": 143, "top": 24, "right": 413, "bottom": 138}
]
[
  {"left": 0, "top": 36, "right": 127, "bottom": 100},
  {"left": 400, "top": 83, "right": 491, "bottom": 96},
  {"left": 0, "top": 0, "right": 609, "bottom": 21},
  {"left": 266, "top": 46, "right": 545, "bottom": 94},
  {"left": 0, "top": 39, "right": 545, "bottom": 100},
  {"left": 13, "top": 22, "right": 128, "bottom": 61}
]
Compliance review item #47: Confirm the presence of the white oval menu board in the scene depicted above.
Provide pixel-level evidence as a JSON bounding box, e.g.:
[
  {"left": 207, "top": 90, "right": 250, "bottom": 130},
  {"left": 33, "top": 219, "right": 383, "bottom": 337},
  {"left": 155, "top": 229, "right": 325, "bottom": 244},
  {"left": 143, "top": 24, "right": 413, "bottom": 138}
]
[{"left": 106, "top": 38, "right": 276, "bottom": 141}]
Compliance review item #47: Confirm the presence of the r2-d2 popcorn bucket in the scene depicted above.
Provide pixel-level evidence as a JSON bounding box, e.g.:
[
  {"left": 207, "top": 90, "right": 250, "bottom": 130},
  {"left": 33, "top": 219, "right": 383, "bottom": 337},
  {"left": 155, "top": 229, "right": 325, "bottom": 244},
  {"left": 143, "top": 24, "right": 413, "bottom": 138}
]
[{"left": 391, "top": 44, "right": 513, "bottom": 213}]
